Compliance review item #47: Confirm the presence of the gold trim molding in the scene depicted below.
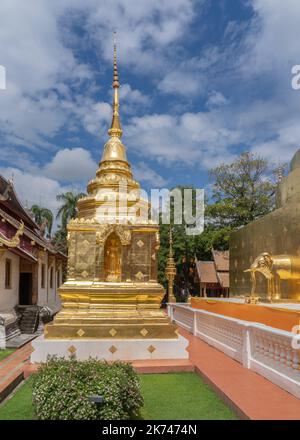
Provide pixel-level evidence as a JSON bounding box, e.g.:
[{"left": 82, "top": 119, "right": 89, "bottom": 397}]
[{"left": 0, "top": 220, "right": 24, "bottom": 248}]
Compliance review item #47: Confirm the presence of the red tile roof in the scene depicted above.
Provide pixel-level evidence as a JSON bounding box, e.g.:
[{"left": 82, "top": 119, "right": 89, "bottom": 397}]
[
  {"left": 195, "top": 261, "right": 219, "bottom": 284},
  {"left": 212, "top": 250, "right": 229, "bottom": 271},
  {"left": 217, "top": 271, "right": 229, "bottom": 288}
]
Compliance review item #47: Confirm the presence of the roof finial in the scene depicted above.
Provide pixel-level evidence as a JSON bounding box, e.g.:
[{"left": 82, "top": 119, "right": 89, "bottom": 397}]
[{"left": 108, "top": 31, "right": 122, "bottom": 138}]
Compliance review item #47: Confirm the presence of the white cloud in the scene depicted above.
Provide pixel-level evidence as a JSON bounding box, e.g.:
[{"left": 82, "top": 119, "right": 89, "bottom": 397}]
[
  {"left": 86, "top": 0, "right": 197, "bottom": 71},
  {"left": 158, "top": 70, "right": 204, "bottom": 97},
  {"left": 206, "top": 91, "right": 229, "bottom": 109},
  {"left": 133, "top": 162, "right": 167, "bottom": 187},
  {"left": 44, "top": 148, "right": 98, "bottom": 182},
  {"left": 0, "top": 0, "right": 200, "bottom": 151},
  {"left": 119, "top": 84, "right": 150, "bottom": 114},
  {"left": 2, "top": 0, "right": 300, "bottom": 180},
  {"left": 244, "top": 0, "right": 300, "bottom": 76},
  {"left": 125, "top": 111, "right": 240, "bottom": 168},
  {"left": 81, "top": 101, "right": 112, "bottom": 136},
  {"left": 0, "top": 167, "right": 70, "bottom": 214}
]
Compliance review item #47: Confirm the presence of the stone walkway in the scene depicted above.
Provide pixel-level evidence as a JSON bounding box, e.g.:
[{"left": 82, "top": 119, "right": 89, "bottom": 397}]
[
  {"left": 1, "top": 329, "right": 300, "bottom": 419},
  {"left": 0, "top": 343, "right": 32, "bottom": 402},
  {"left": 179, "top": 327, "right": 300, "bottom": 420}
]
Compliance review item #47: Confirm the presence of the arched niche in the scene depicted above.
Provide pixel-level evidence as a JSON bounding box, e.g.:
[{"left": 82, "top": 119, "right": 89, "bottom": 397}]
[{"left": 104, "top": 232, "right": 122, "bottom": 282}]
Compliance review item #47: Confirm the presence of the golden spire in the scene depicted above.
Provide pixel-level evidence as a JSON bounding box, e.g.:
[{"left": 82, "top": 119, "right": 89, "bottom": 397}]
[
  {"left": 108, "top": 32, "right": 123, "bottom": 138},
  {"left": 169, "top": 227, "right": 174, "bottom": 257},
  {"left": 165, "top": 227, "right": 177, "bottom": 304}
]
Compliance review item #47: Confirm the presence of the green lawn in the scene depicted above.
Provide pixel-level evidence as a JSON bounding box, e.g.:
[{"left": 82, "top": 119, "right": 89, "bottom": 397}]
[
  {"left": 140, "top": 373, "right": 237, "bottom": 420},
  {"left": 0, "top": 377, "right": 36, "bottom": 420},
  {"left": 0, "top": 349, "right": 14, "bottom": 362},
  {"left": 0, "top": 373, "right": 237, "bottom": 420}
]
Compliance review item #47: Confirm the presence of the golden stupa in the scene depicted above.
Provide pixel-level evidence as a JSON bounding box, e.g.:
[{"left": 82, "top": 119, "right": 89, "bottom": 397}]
[{"left": 44, "top": 38, "right": 177, "bottom": 340}]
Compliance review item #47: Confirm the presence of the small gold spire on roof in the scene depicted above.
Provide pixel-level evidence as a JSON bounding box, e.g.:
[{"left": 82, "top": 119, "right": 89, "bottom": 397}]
[{"left": 108, "top": 32, "right": 123, "bottom": 138}]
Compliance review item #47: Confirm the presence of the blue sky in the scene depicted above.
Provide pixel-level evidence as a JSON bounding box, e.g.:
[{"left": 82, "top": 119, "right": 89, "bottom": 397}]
[{"left": 0, "top": 0, "right": 300, "bottom": 214}]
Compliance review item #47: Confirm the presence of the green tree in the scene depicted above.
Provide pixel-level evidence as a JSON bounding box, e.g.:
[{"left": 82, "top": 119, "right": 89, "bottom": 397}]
[
  {"left": 157, "top": 153, "right": 283, "bottom": 286},
  {"left": 56, "top": 191, "right": 86, "bottom": 229},
  {"left": 30, "top": 205, "right": 53, "bottom": 237},
  {"left": 206, "top": 152, "right": 280, "bottom": 229},
  {"left": 52, "top": 225, "right": 68, "bottom": 255},
  {"left": 157, "top": 186, "right": 199, "bottom": 285}
]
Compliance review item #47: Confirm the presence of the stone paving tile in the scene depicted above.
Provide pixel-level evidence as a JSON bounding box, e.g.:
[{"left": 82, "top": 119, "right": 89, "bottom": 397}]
[
  {"left": 0, "top": 343, "right": 32, "bottom": 397},
  {"left": 179, "top": 327, "right": 300, "bottom": 420}
]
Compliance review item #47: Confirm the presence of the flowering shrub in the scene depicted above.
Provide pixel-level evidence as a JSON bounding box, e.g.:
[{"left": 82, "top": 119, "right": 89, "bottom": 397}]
[{"left": 32, "top": 357, "right": 143, "bottom": 420}]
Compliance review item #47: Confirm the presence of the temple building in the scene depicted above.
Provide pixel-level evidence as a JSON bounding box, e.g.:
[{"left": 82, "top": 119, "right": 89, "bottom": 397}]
[
  {"left": 195, "top": 250, "right": 229, "bottom": 297},
  {"left": 0, "top": 175, "right": 66, "bottom": 348}
]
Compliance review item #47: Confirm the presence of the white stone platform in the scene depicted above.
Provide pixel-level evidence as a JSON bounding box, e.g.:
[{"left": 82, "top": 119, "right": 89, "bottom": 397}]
[{"left": 30, "top": 335, "right": 189, "bottom": 363}]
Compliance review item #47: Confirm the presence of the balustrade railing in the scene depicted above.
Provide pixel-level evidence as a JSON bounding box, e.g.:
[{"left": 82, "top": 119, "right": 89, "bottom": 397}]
[{"left": 168, "top": 303, "right": 300, "bottom": 399}]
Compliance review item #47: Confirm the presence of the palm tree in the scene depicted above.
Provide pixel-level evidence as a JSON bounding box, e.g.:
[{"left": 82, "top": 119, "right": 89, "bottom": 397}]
[
  {"left": 30, "top": 205, "right": 54, "bottom": 237},
  {"left": 52, "top": 225, "right": 68, "bottom": 254},
  {"left": 56, "top": 191, "right": 86, "bottom": 229}
]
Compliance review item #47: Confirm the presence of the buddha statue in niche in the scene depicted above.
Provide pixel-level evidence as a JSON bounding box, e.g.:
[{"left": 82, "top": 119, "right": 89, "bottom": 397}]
[{"left": 104, "top": 233, "right": 121, "bottom": 282}]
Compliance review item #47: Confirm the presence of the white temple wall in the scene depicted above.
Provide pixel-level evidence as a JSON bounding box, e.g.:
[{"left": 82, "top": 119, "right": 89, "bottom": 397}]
[
  {"left": 0, "top": 250, "right": 20, "bottom": 311},
  {"left": 37, "top": 251, "right": 48, "bottom": 307},
  {"left": 48, "top": 258, "right": 56, "bottom": 307},
  {"left": 37, "top": 254, "right": 61, "bottom": 311}
]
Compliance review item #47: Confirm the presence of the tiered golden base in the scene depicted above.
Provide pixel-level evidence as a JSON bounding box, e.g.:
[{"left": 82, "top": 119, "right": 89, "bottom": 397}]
[{"left": 45, "top": 282, "right": 178, "bottom": 339}]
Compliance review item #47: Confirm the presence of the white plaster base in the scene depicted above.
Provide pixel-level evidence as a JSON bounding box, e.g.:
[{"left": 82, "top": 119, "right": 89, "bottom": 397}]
[{"left": 31, "top": 335, "right": 189, "bottom": 363}]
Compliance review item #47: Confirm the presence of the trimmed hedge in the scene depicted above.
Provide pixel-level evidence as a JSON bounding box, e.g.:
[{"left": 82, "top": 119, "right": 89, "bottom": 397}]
[{"left": 32, "top": 357, "right": 143, "bottom": 420}]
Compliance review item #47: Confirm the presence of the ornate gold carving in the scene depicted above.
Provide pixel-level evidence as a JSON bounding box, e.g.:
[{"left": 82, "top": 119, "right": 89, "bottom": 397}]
[
  {"left": 70, "top": 218, "right": 98, "bottom": 225},
  {"left": 96, "top": 225, "right": 131, "bottom": 245},
  {"left": 147, "top": 345, "right": 156, "bottom": 353},
  {"left": 104, "top": 233, "right": 121, "bottom": 282},
  {"left": 140, "top": 328, "right": 148, "bottom": 337},
  {"left": 109, "top": 328, "right": 117, "bottom": 337},
  {"left": 77, "top": 329, "right": 85, "bottom": 337},
  {"left": 137, "top": 239, "right": 144, "bottom": 248},
  {"left": 68, "top": 345, "right": 77, "bottom": 354},
  {"left": 135, "top": 271, "right": 145, "bottom": 281},
  {"left": 109, "top": 345, "right": 117, "bottom": 354},
  {"left": 155, "top": 231, "right": 160, "bottom": 250},
  {"left": 0, "top": 220, "right": 24, "bottom": 248}
]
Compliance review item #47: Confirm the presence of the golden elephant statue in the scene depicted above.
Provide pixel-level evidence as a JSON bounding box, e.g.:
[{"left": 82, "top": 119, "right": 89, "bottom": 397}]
[{"left": 244, "top": 252, "right": 300, "bottom": 301}]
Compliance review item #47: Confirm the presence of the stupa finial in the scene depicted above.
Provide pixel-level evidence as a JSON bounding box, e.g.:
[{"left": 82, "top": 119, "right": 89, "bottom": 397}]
[{"left": 108, "top": 31, "right": 123, "bottom": 138}]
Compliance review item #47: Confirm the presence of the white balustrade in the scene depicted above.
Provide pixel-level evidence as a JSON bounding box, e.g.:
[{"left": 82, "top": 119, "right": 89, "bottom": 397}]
[
  {"left": 168, "top": 303, "right": 300, "bottom": 399},
  {"left": 0, "top": 323, "right": 5, "bottom": 350}
]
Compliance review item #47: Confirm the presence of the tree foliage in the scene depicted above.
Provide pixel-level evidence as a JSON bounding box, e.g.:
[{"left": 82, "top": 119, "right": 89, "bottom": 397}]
[
  {"left": 30, "top": 205, "right": 53, "bottom": 237},
  {"left": 158, "top": 152, "right": 283, "bottom": 285},
  {"left": 206, "top": 152, "right": 279, "bottom": 229},
  {"left": 56, "top": 191, "right": 86, "bottom": 229},
  {"left": 51, "top": 191, "right": 86, "bottom": 254}
]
